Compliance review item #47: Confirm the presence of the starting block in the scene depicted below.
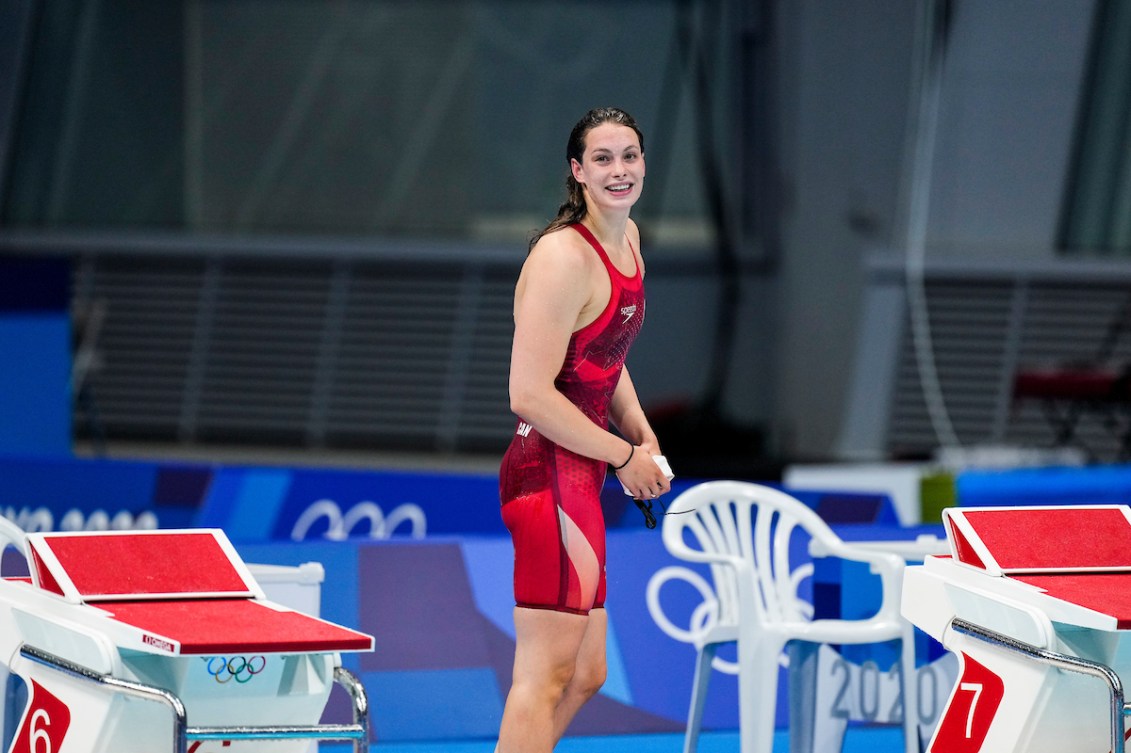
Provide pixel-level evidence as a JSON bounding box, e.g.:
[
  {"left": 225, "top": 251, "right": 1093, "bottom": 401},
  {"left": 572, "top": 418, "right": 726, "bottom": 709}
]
[
  {"left": 902, "top": 504, "right": 1131, "bottom": 753},
  {"left": 0, "top": 522, "right": 374, "bottom": 753}
]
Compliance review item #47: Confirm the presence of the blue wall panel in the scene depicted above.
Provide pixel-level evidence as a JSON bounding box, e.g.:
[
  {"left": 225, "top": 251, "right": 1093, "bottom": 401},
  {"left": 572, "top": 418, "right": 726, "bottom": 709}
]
[
  {"left": 0, "top": 257, "right": 71, "bottom": 455},
  {"left": 0, "top": 315, "right": 70, "bottom": 455}
]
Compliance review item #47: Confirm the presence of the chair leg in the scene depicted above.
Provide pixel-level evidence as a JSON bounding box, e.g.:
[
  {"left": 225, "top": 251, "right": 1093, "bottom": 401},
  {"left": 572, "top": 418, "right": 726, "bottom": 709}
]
[
  {"left": 738, "top": 638, "right": 785, "bottom": 753},
  {"left": 685, "top": 643, "right": 718, "bottom": 753}
]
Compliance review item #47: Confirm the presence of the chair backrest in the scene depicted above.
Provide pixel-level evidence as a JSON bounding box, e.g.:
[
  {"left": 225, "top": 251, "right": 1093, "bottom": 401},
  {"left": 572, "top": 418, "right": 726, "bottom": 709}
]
[
  {"left": 0, "top": 516, "right": 29, "bottom": 578},
  {"left": 663, "top": 481, "right": 843, "bottom": 629}
]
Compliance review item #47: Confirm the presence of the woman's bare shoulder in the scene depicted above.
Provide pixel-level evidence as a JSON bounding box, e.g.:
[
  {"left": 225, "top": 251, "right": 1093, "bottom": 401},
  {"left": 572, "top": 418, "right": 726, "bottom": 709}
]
[
  {"left": 526, "top": 226, "right": 591, "bottom": 274},
  {"left": 516, "top": 227, "right": 597, "bottom": 321}
]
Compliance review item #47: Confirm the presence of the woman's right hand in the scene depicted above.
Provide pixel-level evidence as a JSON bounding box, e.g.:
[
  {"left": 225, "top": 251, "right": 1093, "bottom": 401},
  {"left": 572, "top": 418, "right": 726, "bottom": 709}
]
[{"left": 615, "top": 445, "right": 671, "bottom": 500}]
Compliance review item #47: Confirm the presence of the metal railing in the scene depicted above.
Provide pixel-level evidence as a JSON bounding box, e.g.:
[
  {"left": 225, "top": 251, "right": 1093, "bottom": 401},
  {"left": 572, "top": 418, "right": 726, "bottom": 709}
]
[
  {"left": 19, "top": 643, "right": 371, "bottom": 753},
  {"left": 951, "top": 617, "right": 1131, "bottom": 753}
]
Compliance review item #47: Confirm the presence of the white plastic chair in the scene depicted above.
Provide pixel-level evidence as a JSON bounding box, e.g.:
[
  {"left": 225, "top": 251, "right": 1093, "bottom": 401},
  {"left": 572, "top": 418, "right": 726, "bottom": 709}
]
[
  {"left": 0, "top": 516, "right": 28, "bottom": 572},
  {"left": 661, "top": 481, "right": 917, "bottom": 753}
]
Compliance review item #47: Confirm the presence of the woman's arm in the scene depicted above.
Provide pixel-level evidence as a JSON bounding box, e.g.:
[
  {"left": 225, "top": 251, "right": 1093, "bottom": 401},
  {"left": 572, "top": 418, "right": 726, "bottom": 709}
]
[
  {"left": 609, "top": 367, "right": 657, "bottom": 450},
  {"left": 609, "top": 366, "right": 671, "bottom": 497}
]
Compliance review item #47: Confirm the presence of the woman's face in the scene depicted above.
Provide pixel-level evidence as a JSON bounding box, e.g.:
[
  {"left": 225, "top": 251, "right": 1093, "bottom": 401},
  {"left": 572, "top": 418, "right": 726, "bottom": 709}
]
[{"left": 571, "top": 123, "right": 645, "bottom": 212}]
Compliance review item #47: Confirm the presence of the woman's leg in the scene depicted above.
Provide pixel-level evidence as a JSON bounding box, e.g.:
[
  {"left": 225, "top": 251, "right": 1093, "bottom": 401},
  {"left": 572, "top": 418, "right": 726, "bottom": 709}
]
[
  {"left": 552, "top": 606, "right": 607, "bottom": 743},
  {"left": 497, "top": 606, "right": 594, "bottom": 753}
]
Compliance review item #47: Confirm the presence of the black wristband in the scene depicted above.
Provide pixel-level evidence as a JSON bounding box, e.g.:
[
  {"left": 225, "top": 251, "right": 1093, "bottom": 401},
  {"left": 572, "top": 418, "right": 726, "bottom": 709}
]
[{"left": 613, "top": 444, "right": 635, "bottom": 470}]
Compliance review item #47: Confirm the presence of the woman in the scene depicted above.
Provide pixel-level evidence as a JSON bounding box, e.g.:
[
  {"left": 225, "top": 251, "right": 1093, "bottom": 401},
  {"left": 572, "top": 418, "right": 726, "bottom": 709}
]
[{"left": 496, "top": 107, "right": 671, "bottom": 753}]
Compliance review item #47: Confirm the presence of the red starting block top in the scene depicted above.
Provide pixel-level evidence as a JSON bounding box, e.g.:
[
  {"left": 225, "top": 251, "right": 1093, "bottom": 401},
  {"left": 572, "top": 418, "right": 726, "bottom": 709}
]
[
  {"left": 1012, "top": 573, "right": 1131, "bottom": 629},
  {"left": 28, "top": 530, "right": 256, "bottom": 601},
  {"left": 19, "top": 529, "right": 373, "bottom": 655},
  {"left": 940, "top": 505, "right": 1131, "bottom": 628},
  {"left": 944, "top": 505, "right": 1131, "bottom": 576},
  {"left": 97, "top": 599, "right": 374, "bottom": 655}
]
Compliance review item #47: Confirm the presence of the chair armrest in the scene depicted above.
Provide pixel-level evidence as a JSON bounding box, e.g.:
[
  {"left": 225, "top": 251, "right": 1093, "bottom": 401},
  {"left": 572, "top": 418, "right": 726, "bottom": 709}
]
[
  {"left": 808, "top": 537, "right": 906, "bottom": 574},
  {"left": 812, "top": 534, "right": 947, "bottom": 562},
  {"left": 806, "top": 537, "right": 909, "bottom": 623},
  {"left": 662, "top": 538, "right": 746, "bottom": 571}
]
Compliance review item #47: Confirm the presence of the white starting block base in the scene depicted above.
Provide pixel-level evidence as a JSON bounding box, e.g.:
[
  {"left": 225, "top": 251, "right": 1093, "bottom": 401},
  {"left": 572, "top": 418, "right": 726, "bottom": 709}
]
[
  {"left": 903, "top": 505, "right": 1131, "bottom": 753},
  {"left": 0, "top": 526, "right": 373, "bottom": 753},
  {"left": 1, "top": 562, "right": 330, "bottom": 751}
]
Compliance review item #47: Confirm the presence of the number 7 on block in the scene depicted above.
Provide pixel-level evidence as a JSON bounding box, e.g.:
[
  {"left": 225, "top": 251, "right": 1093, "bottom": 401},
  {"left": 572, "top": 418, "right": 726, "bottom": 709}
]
[
  {"left": 929, "top": 655, "right": 1004, "bottom": 753},
  {"left": 958, "top": 682, "right": 983, "bottom": 738}
]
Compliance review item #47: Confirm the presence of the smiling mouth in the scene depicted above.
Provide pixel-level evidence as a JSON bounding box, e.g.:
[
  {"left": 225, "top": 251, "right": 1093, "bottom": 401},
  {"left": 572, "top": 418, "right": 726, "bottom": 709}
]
[{"left": 607, "top": 183, "right": 632, "bottom": 194}]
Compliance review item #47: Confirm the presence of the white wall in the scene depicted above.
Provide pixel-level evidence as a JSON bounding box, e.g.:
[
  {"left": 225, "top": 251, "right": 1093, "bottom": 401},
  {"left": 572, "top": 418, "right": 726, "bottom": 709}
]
[
  {"left": 772, "top": 0, "right": 918, "bottom": 457},
  {"left": 772, "top": 0, "right": 1098, "bottom": 459},
  {"left": 927, "top": 0, "right": 1095, "bottom": 258}
]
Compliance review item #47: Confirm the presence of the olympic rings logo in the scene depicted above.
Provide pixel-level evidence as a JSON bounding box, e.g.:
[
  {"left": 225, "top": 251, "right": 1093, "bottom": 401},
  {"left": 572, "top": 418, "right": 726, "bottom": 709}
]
[
  {"left": 289, "top": 499, "right": 427, "bottom": 541},
  {"left": 3, "top": 506, "right": 159, "bottom": 533},
  {"left": 204, "top": 655, "right": 267, "bottom": 684}
]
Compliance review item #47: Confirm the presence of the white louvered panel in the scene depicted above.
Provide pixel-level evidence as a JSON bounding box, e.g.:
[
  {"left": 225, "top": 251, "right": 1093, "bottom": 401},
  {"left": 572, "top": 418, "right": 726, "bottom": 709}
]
[
  {"left": 1018, "top": 286, "right": 1128, "bottom": 361},
  {"left": 927, "top": 280, "right": 1013, "bottom": 444},
  {"left": 73, "top": 257, "right": 206, "bottom": 436},
  {"left": 194, "top": 260, "right": 334, "bottom": 443},
  {"left": 887, "top": 273, "right": 1131, "bottom": 461},
  {"left": 451, "top": 273, "right": 516, "bottom": 448},
  {"left": 327, "top": 266, "right": 466, "bottom": 449},
  {"left": 1001, "top": 283, "right": 1131, "bottom": 459},
  {"left": 327, "top": 265, "right": 504, "bottom": 445},
  {"left": 73, "top": 250, "right": 522, "bottom": 453},
  {"left": 887, "top": 280, "right": 1016, "bottom": 454}
]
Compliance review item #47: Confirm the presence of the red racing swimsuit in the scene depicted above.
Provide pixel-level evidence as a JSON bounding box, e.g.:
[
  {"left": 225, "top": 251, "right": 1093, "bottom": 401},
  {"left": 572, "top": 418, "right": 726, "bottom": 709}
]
[{"left": 499, "top": 223, "right": 646, "bottom": 615}]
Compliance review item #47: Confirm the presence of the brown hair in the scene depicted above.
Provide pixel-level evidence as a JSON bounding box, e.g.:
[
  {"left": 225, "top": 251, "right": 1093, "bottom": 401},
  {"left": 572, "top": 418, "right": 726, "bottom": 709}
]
[{"left": 528, "top": 107, "right": 644, "bottom": 252}]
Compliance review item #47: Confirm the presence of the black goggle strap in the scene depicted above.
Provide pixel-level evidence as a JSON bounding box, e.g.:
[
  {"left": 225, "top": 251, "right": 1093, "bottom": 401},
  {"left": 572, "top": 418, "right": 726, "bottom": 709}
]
[{"left": 632, "top": 497, "right": 694, "bottom": 530}]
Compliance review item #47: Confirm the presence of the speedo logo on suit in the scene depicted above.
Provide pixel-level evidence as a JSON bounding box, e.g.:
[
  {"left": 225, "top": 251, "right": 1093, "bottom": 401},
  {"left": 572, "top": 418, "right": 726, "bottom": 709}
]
[{"left": 620, "top": 305, "right": 637, "bottom": 324}]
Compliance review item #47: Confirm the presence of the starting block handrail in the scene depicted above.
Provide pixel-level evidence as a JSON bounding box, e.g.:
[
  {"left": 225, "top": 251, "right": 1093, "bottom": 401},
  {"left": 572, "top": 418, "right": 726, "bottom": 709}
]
[
  {"left": 950, "top": 617, "right": 1128, "bottom": 753},
  {"left": 18, "top": 644, "right": 371, "bottom": 753}
]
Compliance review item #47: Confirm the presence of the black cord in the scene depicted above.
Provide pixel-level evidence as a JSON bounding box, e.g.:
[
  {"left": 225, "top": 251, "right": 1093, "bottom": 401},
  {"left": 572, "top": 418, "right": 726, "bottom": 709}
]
[
  {"left": 633, "top": 498, "right": 658, "bottom": 529},
  {"left": 633, "top": 497, "right": 694, "bottom": 530}
]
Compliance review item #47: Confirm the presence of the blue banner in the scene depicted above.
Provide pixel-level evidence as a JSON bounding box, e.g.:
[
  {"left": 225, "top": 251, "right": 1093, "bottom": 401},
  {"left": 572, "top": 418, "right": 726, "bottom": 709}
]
[
  {"left": 0, "top": 453, "right": 901, "bottom": 543},
  {"left": 0, "top": 454, "right": 210, "bottom": 531}
]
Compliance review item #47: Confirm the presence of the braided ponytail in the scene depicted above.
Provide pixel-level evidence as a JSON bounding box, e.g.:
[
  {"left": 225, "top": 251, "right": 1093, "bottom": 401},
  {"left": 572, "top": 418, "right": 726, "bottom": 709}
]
[{"left": 528, "top": 107, "right": 644, "bottom": 252}]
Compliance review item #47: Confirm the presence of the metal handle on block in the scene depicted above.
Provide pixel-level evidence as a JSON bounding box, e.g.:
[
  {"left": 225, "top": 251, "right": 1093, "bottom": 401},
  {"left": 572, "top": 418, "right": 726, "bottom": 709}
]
[{"left": 950, "top": 617, "right": 1126, "bottom": 753}]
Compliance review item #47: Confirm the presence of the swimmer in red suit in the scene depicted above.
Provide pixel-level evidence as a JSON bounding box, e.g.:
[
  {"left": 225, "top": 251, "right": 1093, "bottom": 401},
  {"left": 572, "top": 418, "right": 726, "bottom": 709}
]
[{"left": 496, "top": 107, "right": 671, "bottom": 753}]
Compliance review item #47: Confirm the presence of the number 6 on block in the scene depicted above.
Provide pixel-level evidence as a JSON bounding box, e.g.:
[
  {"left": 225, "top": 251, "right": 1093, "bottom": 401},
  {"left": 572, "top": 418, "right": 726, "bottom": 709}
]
[{"left": 12, "top": 681, "right": 71, "bottom": 753}]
